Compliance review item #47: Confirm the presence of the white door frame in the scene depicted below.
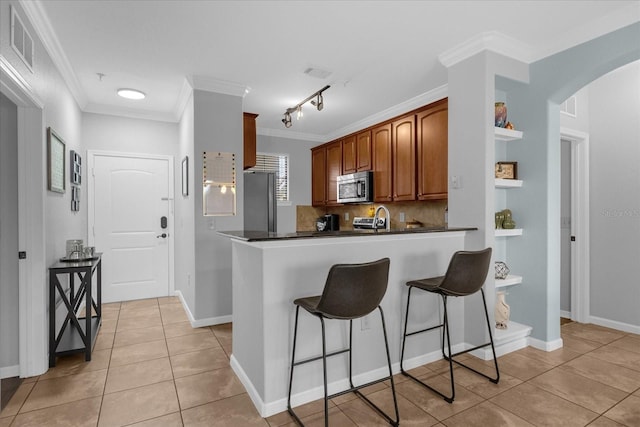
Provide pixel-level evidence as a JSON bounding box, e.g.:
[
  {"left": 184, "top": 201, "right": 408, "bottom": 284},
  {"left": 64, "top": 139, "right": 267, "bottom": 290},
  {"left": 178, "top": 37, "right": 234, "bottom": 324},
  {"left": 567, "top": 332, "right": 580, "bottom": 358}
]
[
  {"left": 87, "top": 150, "right": 176, "bottom": 299},
  {"left": 1, "top": 56, "right": 48, "bottom": 377},
  {"left": 560, "top": 127, "right": 590, "bottom": 323}
]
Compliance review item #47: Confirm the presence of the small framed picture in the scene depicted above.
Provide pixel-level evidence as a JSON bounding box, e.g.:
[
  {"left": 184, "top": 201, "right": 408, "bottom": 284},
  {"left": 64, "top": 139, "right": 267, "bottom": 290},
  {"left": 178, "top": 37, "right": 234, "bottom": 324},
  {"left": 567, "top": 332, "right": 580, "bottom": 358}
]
[
  {"left": 47, "top": 127, "right": 66, "bottom": 193},
  {"left": 70, "top": 150, "right": 82, "bottom": 185},
  {"left": 495, "top": 161, "right": 518, "bottom": 180},
  {"left": 181, "top": 156, "right": 189, "bottom": 196}
]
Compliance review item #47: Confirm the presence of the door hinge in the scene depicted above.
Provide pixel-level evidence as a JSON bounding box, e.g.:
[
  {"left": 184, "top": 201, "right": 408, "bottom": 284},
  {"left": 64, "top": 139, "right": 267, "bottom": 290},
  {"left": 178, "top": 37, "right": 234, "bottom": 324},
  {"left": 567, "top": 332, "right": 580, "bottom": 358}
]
[
  {"left": 18, "top": 251, "right": 27, "bottom": 259},
  {"left": 571, "top": 236, "right": 576, "bottom": 241}
]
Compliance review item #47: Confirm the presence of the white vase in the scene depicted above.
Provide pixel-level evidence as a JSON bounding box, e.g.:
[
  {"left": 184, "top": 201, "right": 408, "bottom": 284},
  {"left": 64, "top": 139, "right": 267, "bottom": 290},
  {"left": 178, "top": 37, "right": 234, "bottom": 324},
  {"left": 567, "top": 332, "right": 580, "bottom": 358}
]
[{"left": 495, "top": 291, "right": 510, "bottom": 329}]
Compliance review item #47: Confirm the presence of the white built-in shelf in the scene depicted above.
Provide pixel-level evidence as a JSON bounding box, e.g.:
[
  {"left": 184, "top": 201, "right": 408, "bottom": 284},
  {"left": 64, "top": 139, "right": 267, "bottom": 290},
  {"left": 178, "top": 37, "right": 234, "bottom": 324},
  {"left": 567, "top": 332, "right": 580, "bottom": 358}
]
[
  {"left": 494, "top": 320, "right": 532, "bottom": 343},
  {"left": 495, "top": 127, "right": 523, "bottom": 141},
  {"left": 495, "top": 178, "right": 523, "bottom": 188},
  {"left": 495, "top": 275, "right": 523, "bottom": 288},
  {"left": 495, "top": 228, "right": 523, "bottom": 237}
]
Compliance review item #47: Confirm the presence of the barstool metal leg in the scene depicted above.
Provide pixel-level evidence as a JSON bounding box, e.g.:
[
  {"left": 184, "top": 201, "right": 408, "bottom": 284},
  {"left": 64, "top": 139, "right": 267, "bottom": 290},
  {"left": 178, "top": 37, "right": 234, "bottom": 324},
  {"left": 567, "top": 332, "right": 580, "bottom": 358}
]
[
  {"left": 287, "top": 307, "right": 303, "bottom": 425},
  {"left": 320, "top": 317, "right": 329, "bottom": 427}
]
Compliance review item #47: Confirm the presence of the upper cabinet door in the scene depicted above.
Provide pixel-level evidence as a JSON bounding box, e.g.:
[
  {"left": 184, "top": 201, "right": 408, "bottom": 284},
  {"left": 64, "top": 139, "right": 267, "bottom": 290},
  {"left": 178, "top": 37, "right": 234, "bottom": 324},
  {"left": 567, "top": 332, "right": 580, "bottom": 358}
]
[
  {"left": 372, "top": 123, "right": 392, "bottom": 202},
  {"left": 311, "top": 147, "right": 326, "bottom": 206},
  {"left": 243, "top": 113, "right": 258, "bottom": 170},
  {"left": 392, "top": 115, "right": 416, "bottom": 201},
  {"left": 356, "top": 130, "right": 372, "bottom": 171},
  {"left": 342, "top": 135, "right": 357, "bottom": 174},
  {"left": 325, "top": 141, "right": 343, "bottom": 205},
  {"left": 417, "top": 99, "right": 448, "bottom": 200}
]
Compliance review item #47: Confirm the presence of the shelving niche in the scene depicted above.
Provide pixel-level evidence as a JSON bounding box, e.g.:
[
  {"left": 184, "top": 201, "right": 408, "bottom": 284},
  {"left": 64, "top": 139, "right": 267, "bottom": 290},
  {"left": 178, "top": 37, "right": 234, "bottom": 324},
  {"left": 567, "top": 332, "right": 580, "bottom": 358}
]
[{"left": 493, "top": 126, "right": 532, "bottom": 347}]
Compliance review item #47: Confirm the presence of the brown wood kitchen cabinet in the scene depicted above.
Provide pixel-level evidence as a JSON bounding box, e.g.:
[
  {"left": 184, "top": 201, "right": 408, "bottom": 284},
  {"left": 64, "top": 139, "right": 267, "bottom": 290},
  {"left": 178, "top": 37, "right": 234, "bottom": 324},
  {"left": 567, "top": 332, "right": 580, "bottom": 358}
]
[
  {"left": 392, "top": 114, "right": 416, "bottom": 201},
  {"left": 342, "top": 130, "right": 372, "bottom": 174},
  {"left": 311, "top": 140, "right": 342, "bottom": 206},
  {"left": 243, "top": 112, "right": 258, "bottom": 170},
  {"left": 311, "top": 146, "right": 326, "bottom": 206},
  {"left": 325, "top": 140, "right": 342, "bottom": 205},
  {"left": 417, "top": 99, "right": 448, "bottom": 200},
  {"left": 372, "top": 123, "right": 392, "bottom": 202}
]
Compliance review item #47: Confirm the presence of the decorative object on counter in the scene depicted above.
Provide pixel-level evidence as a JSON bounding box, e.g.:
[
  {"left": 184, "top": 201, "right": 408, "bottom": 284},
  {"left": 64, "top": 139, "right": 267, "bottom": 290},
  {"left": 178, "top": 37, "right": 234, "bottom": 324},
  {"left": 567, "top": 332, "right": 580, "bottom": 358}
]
[
  {"left": 495, "top": 211, "right": 505, "bottom": 229},
  {"left": 405, "top": 219, "right": 423, "bottom": 229},
  {"left": 495, "top": 291, "right": 510, "bottom": 329},
  {"left": 495, "top": 161, "right": 518, "bottom": 179},
  {"left": 495, "top": 102, "right": 507, "bottom": 128},
  {"left": 282, "top": 85, "right": 330, "bottom": 128},
  {"left": 501, "top": 209, "right": 516, "bottom": 229},
  {"left": 505, "top": 121, "right": 515, "bottom": 130},
  {"left": 495, "top": 261, "right": 510, "bottom": 279}
]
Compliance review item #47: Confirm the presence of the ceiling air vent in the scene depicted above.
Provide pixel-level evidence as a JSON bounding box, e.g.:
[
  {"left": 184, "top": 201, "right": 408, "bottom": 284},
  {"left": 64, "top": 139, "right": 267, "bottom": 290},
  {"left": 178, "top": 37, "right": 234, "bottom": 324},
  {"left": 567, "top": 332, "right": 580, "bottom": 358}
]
[
  {"left": 304, "top": 67, "right": 332, "bottom": 79},
  {"left": 11, "top": 6, "right": 34, "bottom": 72}
]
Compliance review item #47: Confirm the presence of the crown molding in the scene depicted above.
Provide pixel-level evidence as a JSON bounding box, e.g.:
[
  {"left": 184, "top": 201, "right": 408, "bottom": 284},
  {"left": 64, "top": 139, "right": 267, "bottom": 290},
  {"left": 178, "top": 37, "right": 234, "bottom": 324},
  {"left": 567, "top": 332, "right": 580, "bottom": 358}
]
[
  {"left": 19, "top": 0, "right": 87, "bottom": 108},
  {"left": 188, "top": 76, "right": 250, "bottom": 98},
  {"left": 173, "top": 78, "right": 194, "bottom": 121},
  {"left": 257, "top": 127, "right": 326, "bottom": 143},
  {"left": 325, "top": 84, "right": 448, "bottom": 141},
  {"left": 84, "top": 102, "right": 179, "bottom": 123},
  {"left": 0, "top": 54, "right": 44, "bottom": 108},
  {"left": 439, "top": 31, "right": 534, "bottom": 68}
]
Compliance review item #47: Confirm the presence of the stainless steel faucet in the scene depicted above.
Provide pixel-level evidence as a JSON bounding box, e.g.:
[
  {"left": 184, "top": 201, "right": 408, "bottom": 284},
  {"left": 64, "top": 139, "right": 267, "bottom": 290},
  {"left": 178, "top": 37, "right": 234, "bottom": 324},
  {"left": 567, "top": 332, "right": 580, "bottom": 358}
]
[{"left": 373, "top": 205, "right": 391, "bottom": 231}]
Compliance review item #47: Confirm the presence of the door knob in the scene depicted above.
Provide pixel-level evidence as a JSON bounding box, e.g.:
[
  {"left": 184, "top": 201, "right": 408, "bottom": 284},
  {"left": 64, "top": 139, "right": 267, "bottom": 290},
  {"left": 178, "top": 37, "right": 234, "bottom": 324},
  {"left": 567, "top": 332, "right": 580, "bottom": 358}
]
[{"left": 157, "top": 233, "right": 168, "bottom": 239}]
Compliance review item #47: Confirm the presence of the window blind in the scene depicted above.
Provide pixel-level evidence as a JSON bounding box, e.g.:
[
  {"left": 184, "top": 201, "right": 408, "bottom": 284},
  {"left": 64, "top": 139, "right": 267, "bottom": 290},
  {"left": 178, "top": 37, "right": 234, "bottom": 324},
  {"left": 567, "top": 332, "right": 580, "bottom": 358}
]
[{"left": 250, "top": 153, "right": 289, "bottom": 201}]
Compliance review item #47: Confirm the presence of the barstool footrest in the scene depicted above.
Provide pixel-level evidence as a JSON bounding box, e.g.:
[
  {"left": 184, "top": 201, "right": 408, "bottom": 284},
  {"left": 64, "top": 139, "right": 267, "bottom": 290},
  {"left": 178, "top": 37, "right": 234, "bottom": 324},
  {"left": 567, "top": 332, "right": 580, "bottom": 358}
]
[
  {"left": 288, "top": 374, "right": 398, "bottom": 426},
  {"left": 291, "top": 348, "right": 350, "bottom": 367}
]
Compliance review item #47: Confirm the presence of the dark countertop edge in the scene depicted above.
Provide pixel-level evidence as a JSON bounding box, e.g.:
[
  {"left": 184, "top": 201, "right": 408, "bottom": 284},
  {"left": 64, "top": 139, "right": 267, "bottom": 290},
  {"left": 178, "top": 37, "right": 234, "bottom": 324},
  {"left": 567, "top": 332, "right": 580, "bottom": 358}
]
[{"left": 217, "top": 227, "right": 477, "bottom": 242}]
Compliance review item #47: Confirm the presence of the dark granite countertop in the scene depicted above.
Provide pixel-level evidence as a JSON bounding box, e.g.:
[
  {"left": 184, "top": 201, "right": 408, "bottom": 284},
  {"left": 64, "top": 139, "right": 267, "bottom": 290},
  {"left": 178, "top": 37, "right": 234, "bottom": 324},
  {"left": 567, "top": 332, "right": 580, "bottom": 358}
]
[{"left": 217, "top": 227, "right": 477, "bottom": 242}]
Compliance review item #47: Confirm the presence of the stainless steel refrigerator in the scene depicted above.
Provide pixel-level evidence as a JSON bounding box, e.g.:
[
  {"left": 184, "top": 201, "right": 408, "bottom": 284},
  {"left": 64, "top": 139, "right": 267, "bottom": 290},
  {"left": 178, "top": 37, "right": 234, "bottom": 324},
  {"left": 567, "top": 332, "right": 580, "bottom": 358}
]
[{"left": 244, "top": 171, "right": 277, "bottom": 232}]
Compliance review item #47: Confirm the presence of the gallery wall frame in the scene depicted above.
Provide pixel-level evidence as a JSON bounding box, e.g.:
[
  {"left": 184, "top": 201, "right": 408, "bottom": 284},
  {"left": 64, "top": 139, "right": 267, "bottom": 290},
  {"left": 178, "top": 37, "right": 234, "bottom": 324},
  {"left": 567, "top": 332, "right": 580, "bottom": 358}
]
[
  {"left": 47, "top": 127, "right": 65, "bottom": 193},
  {"left": 182, "top": 156, "right": 189, "bottom": 196},
  {"left": 70, "top": 150, "right": 81, "bottom": 185}
]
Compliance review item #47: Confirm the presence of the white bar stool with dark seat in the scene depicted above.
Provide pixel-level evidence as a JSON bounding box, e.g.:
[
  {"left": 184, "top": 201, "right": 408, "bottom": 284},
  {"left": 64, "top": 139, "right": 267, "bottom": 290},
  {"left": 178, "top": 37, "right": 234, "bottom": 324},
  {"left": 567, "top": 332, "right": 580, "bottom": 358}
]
[
  {"left": 400, "top": 248, "right": 499, "bottom": 403},
  {"left": 287, "top": 258, "right": 399, "bottom": 426}
]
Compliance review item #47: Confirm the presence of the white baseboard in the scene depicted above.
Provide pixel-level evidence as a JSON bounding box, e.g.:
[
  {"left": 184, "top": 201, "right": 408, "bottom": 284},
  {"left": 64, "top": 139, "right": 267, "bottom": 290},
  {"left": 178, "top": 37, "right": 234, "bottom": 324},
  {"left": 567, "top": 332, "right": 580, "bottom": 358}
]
[
  {"left": 529, "top": 337, "right": 564, "bottom": 352},
  {"left": 0, "top": 364, "right": 20, "bottom": 379},
  {"left": 589, "top": 315, "right": 640, "bottom": 335},
  {"left": 560, "top": 310, "right": 572, "bottom": 319},
  {"left": 175, "top": 290, "right": 232, "bottom": 328}
]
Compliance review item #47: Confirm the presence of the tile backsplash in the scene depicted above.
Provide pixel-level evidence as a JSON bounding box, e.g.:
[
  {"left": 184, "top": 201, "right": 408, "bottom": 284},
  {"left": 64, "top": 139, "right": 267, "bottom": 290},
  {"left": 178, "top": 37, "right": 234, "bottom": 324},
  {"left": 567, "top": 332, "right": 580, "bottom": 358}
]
[{"left": 297, "top": 200, "right": 447, "bottom": 231}]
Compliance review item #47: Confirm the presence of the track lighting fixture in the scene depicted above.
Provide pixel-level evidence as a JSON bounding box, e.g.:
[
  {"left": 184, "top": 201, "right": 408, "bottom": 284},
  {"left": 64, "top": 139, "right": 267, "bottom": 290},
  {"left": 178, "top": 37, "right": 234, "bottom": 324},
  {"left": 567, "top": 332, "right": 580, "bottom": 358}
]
[{"left": 282, "top": 85, "right": 330, "bottom": 128}]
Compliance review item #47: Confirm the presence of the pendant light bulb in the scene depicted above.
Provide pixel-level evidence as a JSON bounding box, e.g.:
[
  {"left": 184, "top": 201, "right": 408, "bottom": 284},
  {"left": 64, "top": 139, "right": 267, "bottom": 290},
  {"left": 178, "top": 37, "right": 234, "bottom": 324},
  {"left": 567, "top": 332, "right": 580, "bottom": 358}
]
[{"left": 296, "top": 105, "right": 303, "bottom": 120}]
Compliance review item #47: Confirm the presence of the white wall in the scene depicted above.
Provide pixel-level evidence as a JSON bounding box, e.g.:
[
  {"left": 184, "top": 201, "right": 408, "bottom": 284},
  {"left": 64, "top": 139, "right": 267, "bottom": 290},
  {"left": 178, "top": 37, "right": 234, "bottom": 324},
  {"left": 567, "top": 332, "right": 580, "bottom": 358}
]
[
  {"left": 255, "top": 134, "right": 314, "bottom": 233},
  {"left": 588, "top": 60, "right": 640, "bottom": 328},
  {"left": 0, "top": 92, "right": 19, "bottom": 373},
  {"left": 192, "top": 90, "right": 243, "bottom": 321},
  {"left": 1, "top": 0, "right": 84, "bottom": 375},
  {"left": 175, "top": 95, "right": 196, "bottom": 311}
]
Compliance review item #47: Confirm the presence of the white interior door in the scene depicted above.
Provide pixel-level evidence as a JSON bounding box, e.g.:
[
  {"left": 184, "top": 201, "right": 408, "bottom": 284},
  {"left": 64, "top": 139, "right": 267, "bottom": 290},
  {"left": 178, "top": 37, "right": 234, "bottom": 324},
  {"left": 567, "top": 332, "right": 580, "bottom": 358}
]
[{"left": 90, "top": 153, "right": 173, "bottom": 303}]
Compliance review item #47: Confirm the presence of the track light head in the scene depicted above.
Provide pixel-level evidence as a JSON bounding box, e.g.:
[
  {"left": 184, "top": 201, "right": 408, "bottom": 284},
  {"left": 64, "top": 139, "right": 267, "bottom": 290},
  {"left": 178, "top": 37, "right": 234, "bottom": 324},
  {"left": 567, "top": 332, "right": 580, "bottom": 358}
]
[
  {"left": 311, "top": 93, "right": 323, "bottom": 111},
  {"left": 282, "top": 112, "right": 292, "bottom": 128}
]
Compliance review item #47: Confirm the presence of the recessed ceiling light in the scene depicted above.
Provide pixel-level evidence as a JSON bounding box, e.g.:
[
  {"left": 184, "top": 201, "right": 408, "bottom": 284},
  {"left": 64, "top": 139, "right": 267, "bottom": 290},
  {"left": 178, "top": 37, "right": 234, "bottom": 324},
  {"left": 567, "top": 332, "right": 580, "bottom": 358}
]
[{"left": 117, "top": 88, "right": 146, "bottom": 100}]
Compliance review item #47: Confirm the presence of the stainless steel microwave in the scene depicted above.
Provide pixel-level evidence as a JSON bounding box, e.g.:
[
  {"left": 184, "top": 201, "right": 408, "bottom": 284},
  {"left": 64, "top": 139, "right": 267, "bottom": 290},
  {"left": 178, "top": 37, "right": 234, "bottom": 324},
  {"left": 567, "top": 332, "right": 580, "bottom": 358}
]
[{"left": 337, "top": 171, "right": 373, "bottom": 204}]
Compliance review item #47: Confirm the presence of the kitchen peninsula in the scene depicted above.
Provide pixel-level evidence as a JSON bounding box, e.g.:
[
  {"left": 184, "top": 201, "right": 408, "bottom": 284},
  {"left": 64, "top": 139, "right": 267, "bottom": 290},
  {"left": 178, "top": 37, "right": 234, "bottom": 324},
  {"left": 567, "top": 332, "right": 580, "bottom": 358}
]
[{"left": 219, "top": 227, "right": 477, "bottom": 417}]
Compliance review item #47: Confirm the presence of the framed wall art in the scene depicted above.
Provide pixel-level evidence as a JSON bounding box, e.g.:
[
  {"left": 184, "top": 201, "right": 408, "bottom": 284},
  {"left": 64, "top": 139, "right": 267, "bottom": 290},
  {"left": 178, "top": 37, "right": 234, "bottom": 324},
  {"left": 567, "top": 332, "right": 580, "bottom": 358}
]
[
  {"left": 182, "top": 156, "right": 189, "bottom": 196},
  {"left": 47, "top": 127, "right": 66, "bottom": 193},
  {"left": 495, "top": 161, "right": 518, "bottom": 180},
  {"left": 70, "top": 150, "right": 82, "bottom": 185}
]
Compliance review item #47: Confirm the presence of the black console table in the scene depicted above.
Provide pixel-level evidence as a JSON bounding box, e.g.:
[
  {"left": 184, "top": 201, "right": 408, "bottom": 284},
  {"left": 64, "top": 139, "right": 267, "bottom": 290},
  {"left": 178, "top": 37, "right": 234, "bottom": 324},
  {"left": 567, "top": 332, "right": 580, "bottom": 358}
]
[{"left": 49, "top": 254, "right": 102, "bottom": 367}]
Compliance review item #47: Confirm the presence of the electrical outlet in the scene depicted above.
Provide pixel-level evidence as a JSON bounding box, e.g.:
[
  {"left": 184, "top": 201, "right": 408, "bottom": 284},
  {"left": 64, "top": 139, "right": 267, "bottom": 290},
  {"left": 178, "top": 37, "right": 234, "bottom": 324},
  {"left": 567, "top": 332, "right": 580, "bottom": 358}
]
[
  {"left": 450, "top": 175, "right": 463, "bottom": 189},
  {"left": 361, "top": 315, "right": 371, "bottom": 330},
  {"left": 345, "top": 212, "right": 350, "bottom": 221},
  {"left": 187, "top": 273, "right": 191, "bottom": 287},
  {"left": 399, "top": 212, "right": 405, "bottom": 222}
]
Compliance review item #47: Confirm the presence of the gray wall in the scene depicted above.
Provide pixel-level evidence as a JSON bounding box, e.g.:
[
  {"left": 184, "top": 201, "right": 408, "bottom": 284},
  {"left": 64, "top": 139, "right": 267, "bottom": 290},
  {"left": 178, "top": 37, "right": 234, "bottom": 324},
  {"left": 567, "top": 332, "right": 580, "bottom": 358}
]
[
  {"left": 589, "top": 60, "right": 640, "bottom": 328},
  {"left": 255, "top": 134, "right": 315, "bottom": 233},
  {"left": 0, "top": 92, "right": 19, "bottom": 373},
  {"left": 192, "top": 90, "right": 244, "bottom": 321}
]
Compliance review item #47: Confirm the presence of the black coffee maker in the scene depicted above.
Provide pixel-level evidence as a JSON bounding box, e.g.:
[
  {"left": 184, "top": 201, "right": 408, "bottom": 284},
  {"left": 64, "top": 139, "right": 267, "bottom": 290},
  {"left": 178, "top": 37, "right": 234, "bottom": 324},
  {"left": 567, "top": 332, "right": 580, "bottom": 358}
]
[{"left": 315, "top": 214, "right": 340, "bottom": 232}]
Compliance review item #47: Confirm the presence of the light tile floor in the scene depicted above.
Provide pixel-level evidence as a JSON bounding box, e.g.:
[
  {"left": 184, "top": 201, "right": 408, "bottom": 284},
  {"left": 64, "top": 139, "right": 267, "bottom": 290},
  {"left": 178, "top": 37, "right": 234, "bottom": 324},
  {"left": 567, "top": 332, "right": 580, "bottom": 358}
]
[{"left": 1, "top": 299, "right": 639, "bottom": 426}]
